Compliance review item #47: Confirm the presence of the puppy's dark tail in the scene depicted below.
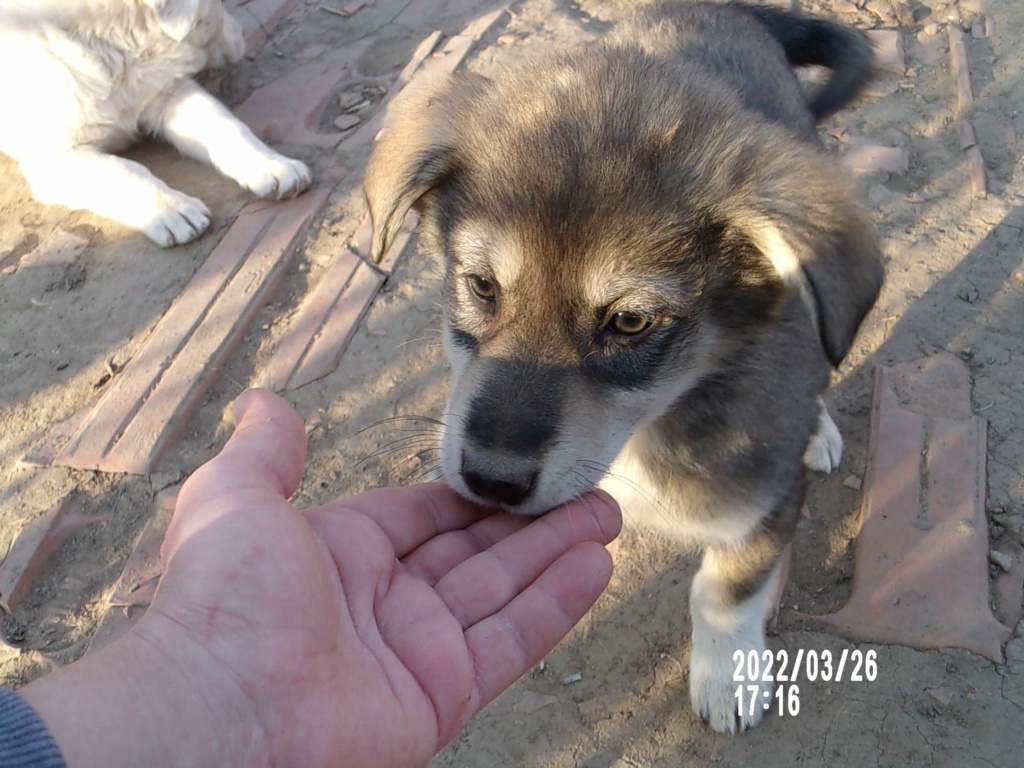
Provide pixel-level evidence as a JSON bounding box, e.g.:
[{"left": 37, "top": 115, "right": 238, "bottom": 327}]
[{"left": 732, "top": 2, "right": 874, "bottom": 121}]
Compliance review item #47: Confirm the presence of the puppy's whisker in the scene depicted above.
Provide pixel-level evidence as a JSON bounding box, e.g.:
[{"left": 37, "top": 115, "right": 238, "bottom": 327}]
[
  {"left": 358, "top": 438, "right": 442, "bottom": 465},
  {"left": 357, "top": 414, "right": 447, "bottom": 432},
  {"left": 576, "top": 459, "right": 674, "bottom": 527}
]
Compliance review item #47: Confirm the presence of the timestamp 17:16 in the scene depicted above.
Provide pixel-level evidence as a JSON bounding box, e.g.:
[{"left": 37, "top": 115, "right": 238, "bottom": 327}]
[{"left": 735, "top": 684, "right": 801, "bottom": 718}]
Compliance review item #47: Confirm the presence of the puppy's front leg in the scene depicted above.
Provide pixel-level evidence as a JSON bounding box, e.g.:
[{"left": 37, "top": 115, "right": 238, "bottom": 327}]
[
  {"left": 689, "top": 533, "right": 788, "bottom": 734},
  {"left": 19, "top": 147, "right": 210, "bottom": 247},
  {"left": 157, "top": 80, "right": 311, "bottom": 200}
]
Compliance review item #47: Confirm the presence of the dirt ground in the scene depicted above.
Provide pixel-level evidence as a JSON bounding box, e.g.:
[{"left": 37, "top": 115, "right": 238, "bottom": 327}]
[{"left": 2, "top": 0, "right": 1023, "bottom": 765}]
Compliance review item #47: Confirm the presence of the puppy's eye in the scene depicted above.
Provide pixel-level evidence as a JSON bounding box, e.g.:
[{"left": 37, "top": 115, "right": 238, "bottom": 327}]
[
  {"left": 607, "top": 311, "right": 652, "bottom": 336},
  {"left": 467, "top": 275, "right": 497, "bottom": 302}
]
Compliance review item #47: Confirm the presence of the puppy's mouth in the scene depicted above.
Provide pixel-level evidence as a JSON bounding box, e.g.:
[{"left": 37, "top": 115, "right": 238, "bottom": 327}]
[{"left": 442, "top": 433, "right": 605, "bottom": 516}]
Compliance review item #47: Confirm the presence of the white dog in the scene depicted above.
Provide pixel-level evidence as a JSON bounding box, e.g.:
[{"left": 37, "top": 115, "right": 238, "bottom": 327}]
[{"left": 0, "top": 0, "right": 310, "bottom": 247}]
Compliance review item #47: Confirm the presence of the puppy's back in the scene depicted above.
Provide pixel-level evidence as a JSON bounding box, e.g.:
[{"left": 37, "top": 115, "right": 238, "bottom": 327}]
[{"left": 611, "top": 1, "right": 872, "bottom": 141}]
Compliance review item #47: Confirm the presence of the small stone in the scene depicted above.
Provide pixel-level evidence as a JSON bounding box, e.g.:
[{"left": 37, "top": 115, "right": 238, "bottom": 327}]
[
  {"left": 990, "top": 550, "right": 1013, "bottom": 572},
  {"left": 928, "top": 687, "right": 954, "bottom": 707},
  {"left": 957, "top": 287, "right": 979, "bottom": 303},
  {"left": 833, "top": 0, "right": 859, "bottom": 12},
  {"left": 497, "top": 33, "right": 522, "bottom": 45},
  {"left": 332, "top": 114, "right": 361, "bottom": 131},
  {"left": 337, "top": 92, "right": 363, "bottom": 110},
  {"left": 865, "top": 0, "right": 895, "bottom": 23},
  {"left": 843, "top": 475, "right": 863, "bottom": 490},
  {"left": 993, "top": 513, "right": 1023, "bottom": 536},
  {"left": 922, "top": 21, "right": 940, "bottom": 37},
  {"left": 563, "top": 672, "right": 583, "bottom": 685},
  {"left": 405, "top": 455, "right": 422, "bottom": 470}
]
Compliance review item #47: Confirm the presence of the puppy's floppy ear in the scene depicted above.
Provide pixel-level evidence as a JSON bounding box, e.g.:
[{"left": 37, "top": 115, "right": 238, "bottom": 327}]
[
  {"left": 739, "top": 161, "right": 884, "bottom": 367},
  {"left": 144, "top": 0, "right": 201, "bottom": 41},
  {"left": 363, "top": 71, "right": 487, "bottom": 263}
]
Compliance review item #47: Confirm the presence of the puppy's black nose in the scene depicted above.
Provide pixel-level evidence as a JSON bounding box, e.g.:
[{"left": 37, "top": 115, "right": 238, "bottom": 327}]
[{"left": 462, "top": 456, "right": 537, "bottom": 507}]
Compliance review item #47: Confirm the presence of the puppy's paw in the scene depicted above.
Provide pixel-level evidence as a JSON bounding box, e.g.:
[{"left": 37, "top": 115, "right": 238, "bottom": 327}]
[
  {"left": 803, "top": 403, "right": 843, "bottom": 474},
  {"left": 144, "top": 191, "right": 211, "bottom": 247},
  {"left": 690, "top": 635, "right": 770, "bottom": 734},
  {"left": 240, "top": 155, "right": 311, "bottom": 200}
]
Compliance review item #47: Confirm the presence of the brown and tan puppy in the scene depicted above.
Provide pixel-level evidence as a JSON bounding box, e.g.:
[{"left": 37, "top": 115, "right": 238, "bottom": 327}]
[{"left": 365, "top": 1, "right": 883, "bottom": 733}]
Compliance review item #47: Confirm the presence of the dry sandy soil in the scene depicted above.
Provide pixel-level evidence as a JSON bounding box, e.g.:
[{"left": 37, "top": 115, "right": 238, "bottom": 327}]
[{"left": 1, "top": 0, "right": 1023, "bottom": 765}]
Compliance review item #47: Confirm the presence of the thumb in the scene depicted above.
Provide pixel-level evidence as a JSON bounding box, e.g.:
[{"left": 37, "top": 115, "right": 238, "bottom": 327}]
[{"left": 163, "top": 389, "right": 307, "bottom": 558}]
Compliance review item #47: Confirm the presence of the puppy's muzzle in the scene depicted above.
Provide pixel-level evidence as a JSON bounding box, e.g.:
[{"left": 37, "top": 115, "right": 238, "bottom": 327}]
[{"left": 455, "top": 360, "right": 566, "bottom": 509}]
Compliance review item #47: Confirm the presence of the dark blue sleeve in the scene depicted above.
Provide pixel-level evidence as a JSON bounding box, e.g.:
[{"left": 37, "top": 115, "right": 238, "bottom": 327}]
[{"left": 0, "top": 687, "right": 66, "bottom": 768}]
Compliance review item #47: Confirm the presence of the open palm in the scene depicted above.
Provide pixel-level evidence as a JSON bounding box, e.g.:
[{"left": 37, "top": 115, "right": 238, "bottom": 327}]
[{"left": 135, "top": 390, "right": 621, "bottom": 768}]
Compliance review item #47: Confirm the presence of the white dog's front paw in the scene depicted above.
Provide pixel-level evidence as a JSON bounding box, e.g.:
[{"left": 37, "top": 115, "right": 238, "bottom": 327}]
[
  {"left": 803, "top": 400, "right": 843, "bottom": 474},
  {"left": 690, "top": 636, "right": 770, "bottom": 734},
  {"left": 240, "top": 156, "right": 311, "bottom": 200},
  {"left": 144, "top": 191, "right": 211, "bottom": 247}
]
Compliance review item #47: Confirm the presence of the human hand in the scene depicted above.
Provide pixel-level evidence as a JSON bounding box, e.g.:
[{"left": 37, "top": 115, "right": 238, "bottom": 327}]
[{"left": 22, "top": 390, "right": 621, "bottom": 768}]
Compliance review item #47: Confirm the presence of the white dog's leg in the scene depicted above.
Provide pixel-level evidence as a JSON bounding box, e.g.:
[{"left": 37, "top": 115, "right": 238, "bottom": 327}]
[
  {"left": 689, "top": 548, "right": 782, "bottom": 734},
  {"left": 19, "top": 148, "right": 210, "bottom": 247},
  {"left": 803, "top": 397, "right": 843, "bottom": 473},
  {"left": 157, "top": 80, "right": 311, "bottom": 200}
]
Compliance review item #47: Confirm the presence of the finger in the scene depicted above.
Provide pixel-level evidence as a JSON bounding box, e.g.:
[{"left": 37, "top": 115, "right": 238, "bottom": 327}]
[
  {"left": 452, "top": 542, "right": 613, "bottom": 741},
  {"left": 430, "top": 491, "right": 620, "bottom": 629},
  {"left": 164, "top": 389, "right": 306, "bottom": 556},
  {"left": 317, "top": 483, "right": 491, "bottom": 557},
  {"left": 400, "top": 513, "right": 532, "bottom": 585}
]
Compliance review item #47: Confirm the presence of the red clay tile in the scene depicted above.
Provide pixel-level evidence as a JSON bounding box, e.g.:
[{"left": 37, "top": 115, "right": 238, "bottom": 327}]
[
  {"left": 98, "top": 187, "right": 333, "bottom": 474},
  {"left": 234, "top": 40, "right": 375, "bottom": 148},
  {"left": 966, "top": 145, "right": 988, "bottom": 199},
  {"left": 19, "top": 407, "right": 89, "bottom": 469},
  {"left": 865, "top": 29, "right": 906, "bottom": 74},
  {"left": 842, "top": 144, "right": 910, "bottom": 175},
  {"left": 0, "top": 498, "right": 106, "bottom": 614},
  {"left": 958, "top": 120, "right": 977, "bottom": 150},
  {"left": 86, "top": 503, "right": 172, "bottom": 655},
  {"left": 260, "top": 206, "right": 417, "bottom": 391},
  {"left": 40, "top": 187, "right": 331, "bottom": 475},
  {"left": 822, "top": 354, "right": 1011, "bottom": 663},
  {"left": 49, "top": 210, "right": 274, "bottom": 471},
  {"left": 258, "top": 249, "right": 362, "bottom": 391},
  {"left": 948, "top": 25, "right": 974, "bottom": 115},
  {"left": 285, "top": 261, "right": 384, "bottom": 389},
  {"left": 227, "top": 0, "right": 304, "bottom": 48}
]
